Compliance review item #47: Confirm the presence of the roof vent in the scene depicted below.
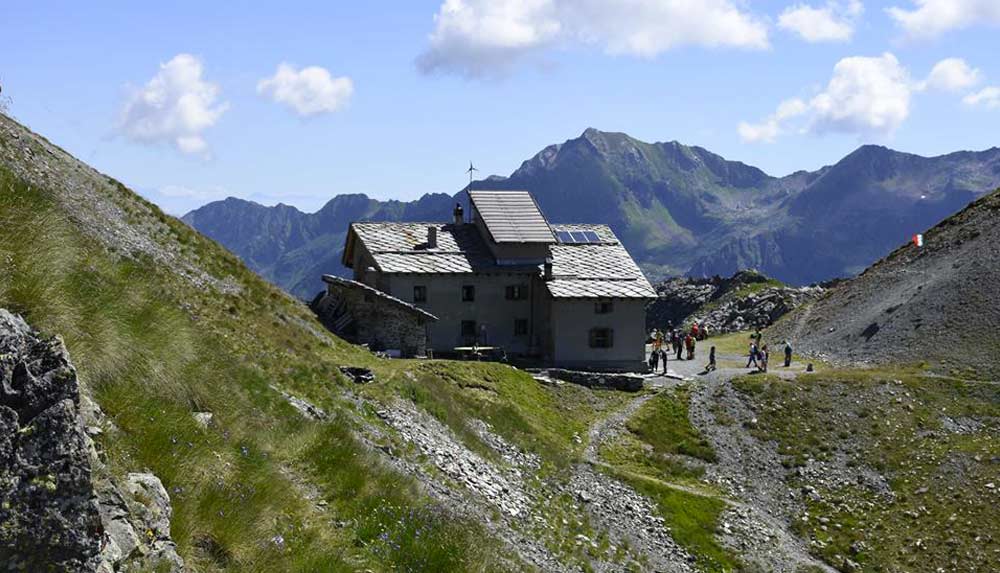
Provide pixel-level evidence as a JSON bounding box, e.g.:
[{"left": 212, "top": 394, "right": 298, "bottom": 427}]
[
  {"left": 543, "top": 258, "right": 553, "bottom": 281},
  {"left": 427, "top": 226, "right": 438, "bottom": 249}
]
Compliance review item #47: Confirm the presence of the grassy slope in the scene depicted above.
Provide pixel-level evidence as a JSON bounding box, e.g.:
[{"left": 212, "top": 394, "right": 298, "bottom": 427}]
[
  {"left": 0, "top": 125, "right": 648, "bottom": 571},
  {"left": 599, "top": 387, "right": 737, "bottom": 572},
  {"left": 733, "top": 369, "right": 999, "bottom": 572},
  {"left": 0, "top": 162, "right": 516, "bottom": 571}
]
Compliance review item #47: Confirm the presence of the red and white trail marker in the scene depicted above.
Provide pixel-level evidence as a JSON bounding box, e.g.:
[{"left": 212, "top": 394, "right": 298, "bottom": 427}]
[{"left": 912, "top": 234, "right": 924, "bottom": 247}]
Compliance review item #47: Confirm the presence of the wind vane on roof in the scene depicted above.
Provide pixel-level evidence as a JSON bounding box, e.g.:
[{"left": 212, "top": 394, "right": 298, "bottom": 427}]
[{"left": 466, "top": 161, "right": 478, "bottom": 190}]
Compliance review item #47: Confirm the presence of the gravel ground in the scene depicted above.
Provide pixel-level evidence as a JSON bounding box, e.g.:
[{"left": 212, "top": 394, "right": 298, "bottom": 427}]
[{"left": 767, "top": 189, "right": 1000, "bottom": 379}]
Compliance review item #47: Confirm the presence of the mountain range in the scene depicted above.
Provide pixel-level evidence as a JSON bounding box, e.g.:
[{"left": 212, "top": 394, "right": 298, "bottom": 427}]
[{"left": 183, "top": 128, "right": 1000, "bottom": 298}]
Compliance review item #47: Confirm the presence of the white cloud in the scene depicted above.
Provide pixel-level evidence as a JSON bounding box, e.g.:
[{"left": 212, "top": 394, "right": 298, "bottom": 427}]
[
  {"left": 417, "top": 0, "right": 561, "bottom": 77},
  {"left": 739, "top": 98, "right": 808, "bottom": 143},
  {"left": 118, "top": 54, "right": 228, "bottom": 155},
  {"left": 257, "top": 64, "right": 354, "bottom": 116},
  {"left": 740, "top": 53, "right": 914, "bottom": 142},
  {"left": 417, "top": 0, "right": 768, "bottom": 77},
  {"left": 920, "top": 58, "right": 981, "bottom": 92},
  {"left": 888, "top": 0, "right": 1000, "bottom": 38},
  {"left": 567, "top": 0, "right": 770, "bottom": 57},
  {"left": 963, "top": 86, "right": 1000, "bottom": 109},
  {"left": 778, "top": 1, "right": 864, "bottom": 43}
]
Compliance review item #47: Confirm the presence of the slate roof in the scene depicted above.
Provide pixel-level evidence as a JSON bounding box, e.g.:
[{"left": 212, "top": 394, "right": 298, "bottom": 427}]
[
  {"left": 321, "top": 275, "right": 438, "bottom": 320},
  {"left": 468, "top": 191, "right": 556, "bottom": 243},
  {"left": 348, "top": 222, "right": 526, "bottom": 274},
  {"left": 344, "top": 221, "right": 655, "bottom": 299},
  {"left": 546, "top": 224, "right": 656, "bottom": 299}
]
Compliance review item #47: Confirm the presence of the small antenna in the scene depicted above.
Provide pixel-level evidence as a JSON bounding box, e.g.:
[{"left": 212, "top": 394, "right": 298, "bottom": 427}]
[{"left": 465, "top": 162, "right": 478, "bottom": 223}]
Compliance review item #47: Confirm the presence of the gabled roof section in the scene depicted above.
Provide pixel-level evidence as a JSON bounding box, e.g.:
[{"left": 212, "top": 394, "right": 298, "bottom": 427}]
[
  {"left": 345, "top": 222, "right": 521, "bottom": 274},
  {"left": 546, "top": 224, "right": 656, "bottom": 299},
  {"left": 468, "top": 190, "right": 556, "bottom": 244}
]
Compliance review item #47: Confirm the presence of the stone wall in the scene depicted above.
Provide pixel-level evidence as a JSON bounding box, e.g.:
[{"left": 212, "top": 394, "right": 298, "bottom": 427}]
[
  {"left": 544, "top": 369, "right": 644, "bottom": 392},
  {"left": 312, "top": 280, "right": 431, "bottom": 357}
]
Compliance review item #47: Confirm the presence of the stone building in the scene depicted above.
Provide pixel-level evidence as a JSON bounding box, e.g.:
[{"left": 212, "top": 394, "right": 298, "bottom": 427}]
[
  {"left": 311, "top": 275, "right": 437, "bottom": 357},
  {"left": 337, "top": 190, "right": 656, "bottom": 371}
]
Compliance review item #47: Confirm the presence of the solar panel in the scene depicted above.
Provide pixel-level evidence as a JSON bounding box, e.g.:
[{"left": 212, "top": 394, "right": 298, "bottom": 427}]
[
  {"left": 583, "top": 231, "right": 600, "bottom": 243},
  {"left": 571, "top": 231, "right": 589, "bottom": 243},
  {"left": 556, "top": 230, "right": 574, "bottom": 243}
]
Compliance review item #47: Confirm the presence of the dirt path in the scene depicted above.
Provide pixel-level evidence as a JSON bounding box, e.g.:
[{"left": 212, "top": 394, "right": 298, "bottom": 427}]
[
  {"left": 579, "top": 346, "right": 835, "bottom": 572},
  {"left": 685, "top": 355, "right": 838, "bottom": 573}
]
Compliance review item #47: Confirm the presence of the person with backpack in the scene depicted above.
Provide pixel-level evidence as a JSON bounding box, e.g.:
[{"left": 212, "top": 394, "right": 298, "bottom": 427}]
[
  {"left": 705, "top": 346, "right": 717, "bottom": 372},
  {"left": 691, "top": 322, "right": 700, "bottom": 340},
  {"left": 684, "top": 334, "right": 695, "bottom": 360},
  {"left": 760, "top": 344, "right": 769, "bottom": 372},
  {"left": 746, "top": 341, "right": 759, "bottom": 369},
  {"left": 659, "top": 347, "right": 669, "bottom": 375},
  {"left": 674, "top": 330, "right": 683, "bottom": 361},
  {"left": 649, "top": 347, "right": 660, "bottom": 372},
  {"left": 783, "top": 340, "right": 793, "bottom": 367}
]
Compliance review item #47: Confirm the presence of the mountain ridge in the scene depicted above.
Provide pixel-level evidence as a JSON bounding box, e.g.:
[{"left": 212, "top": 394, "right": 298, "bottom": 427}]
[{"left": 184, "top": 129, "right": 1000, "bottom": 298}]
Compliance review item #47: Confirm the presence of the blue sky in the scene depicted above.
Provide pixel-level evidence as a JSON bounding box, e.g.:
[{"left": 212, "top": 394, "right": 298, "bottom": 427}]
[{"left": 3, "top": 1, "right": 999, "bottom": 214}]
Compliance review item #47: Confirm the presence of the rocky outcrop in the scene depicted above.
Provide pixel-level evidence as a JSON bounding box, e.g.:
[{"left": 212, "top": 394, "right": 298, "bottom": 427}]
[
  {"left": 0, "top": 309, "right": 183, "bottom": 572},
  {"left": 647, "top": 270, "right": 823, "bottom": 334}
]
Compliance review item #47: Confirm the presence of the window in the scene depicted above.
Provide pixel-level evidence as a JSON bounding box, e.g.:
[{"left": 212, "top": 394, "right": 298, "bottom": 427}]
[
  {"left": 461, "top": 320, "right": 477, "bottom": 338},
  {"left": 462, "top": 285, "right": 475, "bottom": 302},
  {"left": 514, "top": 319, "right": 528, "bottom": 336},
  {"left": 413, "top": 285, "right": 427, "bottom": 303},
  {"left": 505, "top": 284, "right": 528, "bottom": 300},
  {"left": 595, "top": 301, "right": 614, "bottom": 314},
  {"left": 589, "top": 328, "right": 614, "bottom": 348}
]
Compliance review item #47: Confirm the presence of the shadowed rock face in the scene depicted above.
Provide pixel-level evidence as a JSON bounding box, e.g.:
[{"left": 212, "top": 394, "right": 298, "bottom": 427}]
[
  {"left": 0, "top": 310, "right": 184, "bottom": 572},
  {"left": 0, "top": 309, "right": 103, "bottom": 571}
]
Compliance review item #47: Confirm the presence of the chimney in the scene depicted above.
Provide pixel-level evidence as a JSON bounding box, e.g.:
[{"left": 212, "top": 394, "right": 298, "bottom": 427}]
[
  {"left": 453, "top": 203, "right": 464, "bottom": 225},
  {"left": 543, "top": 258, "right": 553, "bottom": 281},
  {"left": 427, "top": 225, "right": 438, "bottom": 249}
]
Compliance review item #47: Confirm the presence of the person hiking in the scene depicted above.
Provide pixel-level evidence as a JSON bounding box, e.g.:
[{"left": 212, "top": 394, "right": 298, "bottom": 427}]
[
  {"left": 700, "top": 324, "right": 709, "bottom": 341},
  {"left": 684, "top": 334, "right": 694, "bottom": 360},
  {"left": 760, "top": 344, "right": 769, "bottom": 372},
  {"left": 705, "top": 346, "right": 717, "bottom": 372},
  {"left": 691, "top": 322, "right": 700, "bottom": 340},
  {"left": 649, "top": 347, "right": 659, "bottom": 372},
  {"left": 746, "top": 342, "right": 759, "bottom": 369},
  {"left": 659, "top": 348, "right": 669, "bottom": 375},
  {"left": 674, "top": 330, "right": 683, "bottom": 361},
  {"left": 783, "top": 340, "right": 793, "bottom": 367},
  {"left": 652, "top": 329, "right": 663, "bottom": 352}
]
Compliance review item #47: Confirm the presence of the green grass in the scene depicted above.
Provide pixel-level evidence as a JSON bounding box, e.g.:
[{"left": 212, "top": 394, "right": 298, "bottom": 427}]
[
  {"left": 604, "top": 467, "right": 738, "bottom": 573},
  {"left": 732, "top": 367, "right": 1000, "bottom": 572},
  {"left": 595, "top": 387, "right": 737, "bottom": 572},
  {"left": 0, "top": 167, "right": 506, "bottom": 572},
  {"left": 627, "top": 387, "right": 717, "bottom": 463}
]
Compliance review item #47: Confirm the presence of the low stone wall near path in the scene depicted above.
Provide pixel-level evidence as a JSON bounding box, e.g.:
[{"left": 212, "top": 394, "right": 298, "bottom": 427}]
[{"left": 543, "top": 369, "right": 644, "bottom": 392}]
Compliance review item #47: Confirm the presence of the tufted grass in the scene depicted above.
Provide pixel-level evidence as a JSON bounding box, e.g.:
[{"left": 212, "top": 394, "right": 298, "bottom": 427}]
[{"left": 0, "top": 167, "right": 504, "bottom": 572}]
